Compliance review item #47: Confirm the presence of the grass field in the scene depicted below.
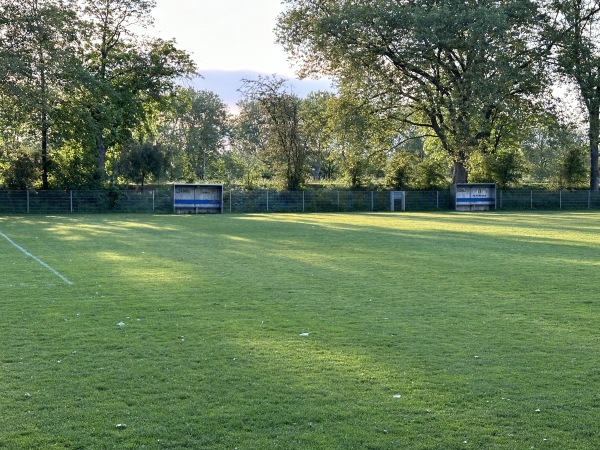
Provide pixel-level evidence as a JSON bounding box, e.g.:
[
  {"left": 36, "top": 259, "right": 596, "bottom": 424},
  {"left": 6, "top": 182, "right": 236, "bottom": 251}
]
[{"left": 1, "top": 212, "right": 599, "bottom": 449}]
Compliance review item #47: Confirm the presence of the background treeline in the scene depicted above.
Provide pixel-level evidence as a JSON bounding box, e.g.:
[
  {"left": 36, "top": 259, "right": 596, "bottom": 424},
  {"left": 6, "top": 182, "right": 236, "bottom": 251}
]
[{"left": 1, "top": 0, "right": 598, "bottom": 192}]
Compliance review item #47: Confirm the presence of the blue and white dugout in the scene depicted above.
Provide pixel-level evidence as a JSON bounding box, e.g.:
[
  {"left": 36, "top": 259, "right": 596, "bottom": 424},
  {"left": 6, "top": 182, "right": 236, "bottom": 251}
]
[
  {"left": 173, "top": 183, "right": 224, "bottom": 214},
  {"left": 451, "top": 183, "right": 497, "bottom": 211}
]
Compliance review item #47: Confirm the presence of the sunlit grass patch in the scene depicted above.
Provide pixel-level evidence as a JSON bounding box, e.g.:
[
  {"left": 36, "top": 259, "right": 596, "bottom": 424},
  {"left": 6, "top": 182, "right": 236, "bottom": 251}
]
[{"left": 1, "top": 212, "right": 599, "bottom": 448}]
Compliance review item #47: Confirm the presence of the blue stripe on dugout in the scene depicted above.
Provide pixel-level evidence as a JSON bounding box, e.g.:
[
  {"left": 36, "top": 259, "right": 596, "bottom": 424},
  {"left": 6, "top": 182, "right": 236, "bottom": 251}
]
[
  {"left": 174, "top": 199, "right": 221, "bottom": 205},
  {"left": 456, "top": 198, "right": 494, "bottom": 203}
]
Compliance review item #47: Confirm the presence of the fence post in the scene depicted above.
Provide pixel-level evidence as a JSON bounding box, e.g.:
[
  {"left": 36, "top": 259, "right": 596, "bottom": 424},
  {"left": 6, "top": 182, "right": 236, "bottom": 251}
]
[
  {"left": 27, "top": 190, "right": 30, "bottom": 214},
  {"left": 266, "top": 190, "right": 269, "bottom": 212},
  {"left": 371, "top": 191, "right": 374, "bottom": 211},
  {"left": 152, "top": 190, "right": 155, "bottom": 212},
  {"left": 70, "top": 190, "right": 73, "bottom": 213},
  {"left": 230, "top": 190, "right": 232, "bottom": 213},
  {"left": 530, "top": 190, "right": 533, "bottom": 209},
  {"left": 559, "top": 190, "right": 562, "bottom": 210},
  {"left": 302, "top": 191, "right": 305, "bottom": 213},
  {"left": 436, "top": 191, "right": 439, "bottom": 209},
  {"left": 589, "top": 190, "right": 591, "bottom": 209}
]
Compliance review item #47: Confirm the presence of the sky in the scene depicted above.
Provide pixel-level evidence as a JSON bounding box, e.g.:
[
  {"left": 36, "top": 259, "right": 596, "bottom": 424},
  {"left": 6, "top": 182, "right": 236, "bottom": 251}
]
[
  {"left": 150, "top": 0, "right": 331, "bottom": 106},
  {"left": 153, "top": 0, "right": 294, "bottom": 76}
]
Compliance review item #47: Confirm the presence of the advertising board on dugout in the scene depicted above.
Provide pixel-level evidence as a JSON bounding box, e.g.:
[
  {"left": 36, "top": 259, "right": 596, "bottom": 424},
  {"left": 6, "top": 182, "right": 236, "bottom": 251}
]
[
  {"left": 172, "top": 183, "right": 223, "bottom": 214},
  {"left": 451, "top": 183, "right": 496, "bottom": 211}
]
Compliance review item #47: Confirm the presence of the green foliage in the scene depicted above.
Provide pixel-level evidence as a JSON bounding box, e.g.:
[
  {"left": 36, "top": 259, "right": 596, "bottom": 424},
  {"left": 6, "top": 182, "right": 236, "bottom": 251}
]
[
  {"left": 0, "top": 0, "right": 195, "bottom": 188},
  {"left": 158, "top": 88, "right": 229, "bottom": 182},
  {"left": 299, "top": 91, "right": 339, "bottom": 182},
  {"left": 547, "top": 0, "right": 600, "bottom": 190},
  {"left": 116, "top": 141, "right": 165, "bottom": 188},
  {"left": 558, "top": 145, "right": 588, "bottom": 189},
  {"left": 385, "top": 151, "right": 415, "bottom": 189},
  {"left": 3, "top": 0, "right": 600, "bottom": 191},
  {"left": 49, "top": 141, "right": 99, "bottom": 189},
  {"left": 277, "top": 0, "right": 547, "bottom": 183},
  {"left": 240, "top": 76, "right": 309, "bottom": 190},
  {"left": 229, "top": 99, "right": 272, "bottom": 189},
  {"left": 521, "top": 120, "right": 588, "bottom": 188},
  {"left": 413, "top": 157, "right": 450, "bottom": 190},
  {"left": 469, "top": 148, "right": 529, "bottom": 189},
  {"left": 0, "top": 0, "right": 84, "bottom": 189},
  {"left": 385, "top": 150, "right": 450, "bottom": 190},
  {"left": 325, "top": 95, "right": 392, "bottom": 188},
  {"left": 0, "top": 149, "right": 40, "bottom": 189}
]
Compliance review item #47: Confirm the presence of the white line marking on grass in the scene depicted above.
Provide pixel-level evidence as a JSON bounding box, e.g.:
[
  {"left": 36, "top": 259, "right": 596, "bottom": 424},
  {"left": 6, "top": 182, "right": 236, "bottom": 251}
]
[{"left": 0, "top": 231, "right": 73, "bottom": 285}]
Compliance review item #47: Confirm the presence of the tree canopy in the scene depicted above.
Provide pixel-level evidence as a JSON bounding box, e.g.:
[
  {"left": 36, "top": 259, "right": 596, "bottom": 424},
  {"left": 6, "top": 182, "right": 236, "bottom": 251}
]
[
  {"left": 0, "top": 0, "right": 597, "bottom": 192},
  {"left": 0, "top": 0, "right": 195, "bottom": 189},
  {"left": 546, "top": 0, "right": 600, "bottom": 190},
  {"left": 277, "top": 0, "right": 548, "bottom": 183}
]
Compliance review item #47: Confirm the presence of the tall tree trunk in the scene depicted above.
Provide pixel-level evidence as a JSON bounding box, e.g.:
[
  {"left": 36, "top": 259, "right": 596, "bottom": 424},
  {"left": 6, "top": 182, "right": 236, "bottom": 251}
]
[
  {"left": 451, "top": 160, "right": 468, "bottom": 184},
  {"left": 589, "top": 106, "right": 599, "bottom": 191},
  {"left": 41, "top": 115, "right": 49, "bottom": 190},
  {"left": 39, "top": 46, "right": 49, "bottom": 190},
  {"left": 96, "top": 134, "right": 107, "bottom": 182}
]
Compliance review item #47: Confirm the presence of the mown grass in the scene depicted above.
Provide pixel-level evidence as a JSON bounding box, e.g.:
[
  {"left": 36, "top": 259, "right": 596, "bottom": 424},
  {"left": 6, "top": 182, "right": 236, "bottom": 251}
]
[{"left": 1, "top": 212, "right": 599, "bottom": 449}]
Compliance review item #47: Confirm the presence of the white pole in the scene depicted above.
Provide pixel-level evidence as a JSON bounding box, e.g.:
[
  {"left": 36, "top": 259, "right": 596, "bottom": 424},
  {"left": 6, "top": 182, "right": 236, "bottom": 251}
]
[
  {"left": 530, "top": 190, "right": 533, "bottom": 209},
  {"left": 560, "top": 190, "right": 562, "bottom": 210}
]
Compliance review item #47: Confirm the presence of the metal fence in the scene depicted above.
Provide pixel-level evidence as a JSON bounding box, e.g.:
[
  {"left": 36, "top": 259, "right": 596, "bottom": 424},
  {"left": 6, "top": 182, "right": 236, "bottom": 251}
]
[
  {"left": 497, "top": 189, "right": 600, "bottom": 210},
  {"left": 1, "top": 189, "right": 600, "bottom": 214},
  {"left": 224, "top": 190, "right": 390, "bottom": 213},
  {"left": 0, "top": 190, "right": 172, "bottom": 214}
]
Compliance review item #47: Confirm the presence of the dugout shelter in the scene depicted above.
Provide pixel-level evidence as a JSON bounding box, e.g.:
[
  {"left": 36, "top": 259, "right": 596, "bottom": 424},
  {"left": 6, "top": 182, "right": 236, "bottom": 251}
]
[
  {"left": 173, "top": 183, "right": 223, "bottom": 214},
  {"left": 451, "top": 183, "right": 496, "bottom": 211}
]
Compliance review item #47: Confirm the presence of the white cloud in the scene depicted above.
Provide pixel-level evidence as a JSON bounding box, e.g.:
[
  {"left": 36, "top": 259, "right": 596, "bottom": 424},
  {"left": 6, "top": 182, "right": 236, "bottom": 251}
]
[{"left": 152, "top": 0, "right": 296, "bottom": 76}]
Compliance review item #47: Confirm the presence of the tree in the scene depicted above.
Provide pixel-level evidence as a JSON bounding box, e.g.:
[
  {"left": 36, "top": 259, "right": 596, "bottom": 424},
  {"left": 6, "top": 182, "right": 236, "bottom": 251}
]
[
  {"left": 0, "top": 90, "right": 33, "bottom": 188},
  {"left": 0, "top": 0, "right": 194, "bottom": 189},
  {"left": 118, "top": 141, "right": 164, "bottom": 188},
  {"left": 469, "top": 148, "right": 529, "bottom": 189},
  {"left": 521, "top": 117, "right": 587, "bottom": 186},
  {"left": 324, "top": 94, "right": 392, "bottom": 188},
  {"left": 548, "top": 0, "right": 600, "bottom": 190},
  {"left": 413, "top": 157, "right": 450, "bottom": 190},
  {"left": 158, "top": 87, "right": 229, "bottom": 182},
  {"left": 49, "top": 140, "right": 98, "bottom": 189},
  {"left": 79, "top": 0, "right": 195, "bottom": 182},
  {"left": 558, "top": 145, "right": 588, "bottom": 188},
  {"left": 277, "top": 0, "right": 547, "bottom": 183},
  {"left": 240, "top": 76, "right": 309, "bottom": 190},
  {"left": 0, "top": 0, "right": 82, "bottom": 189},
  {"left": 299, "top": 91, "right": 338, "bottom": 181},
  {"left": 385, "top": 150, "right": 415, "bottom": 189},
  {"left": 182, "top": 89, "right": 228, "bottom": 181},
  {"left": 229, "top": 99, "right": 272, "bottom": 189}
]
